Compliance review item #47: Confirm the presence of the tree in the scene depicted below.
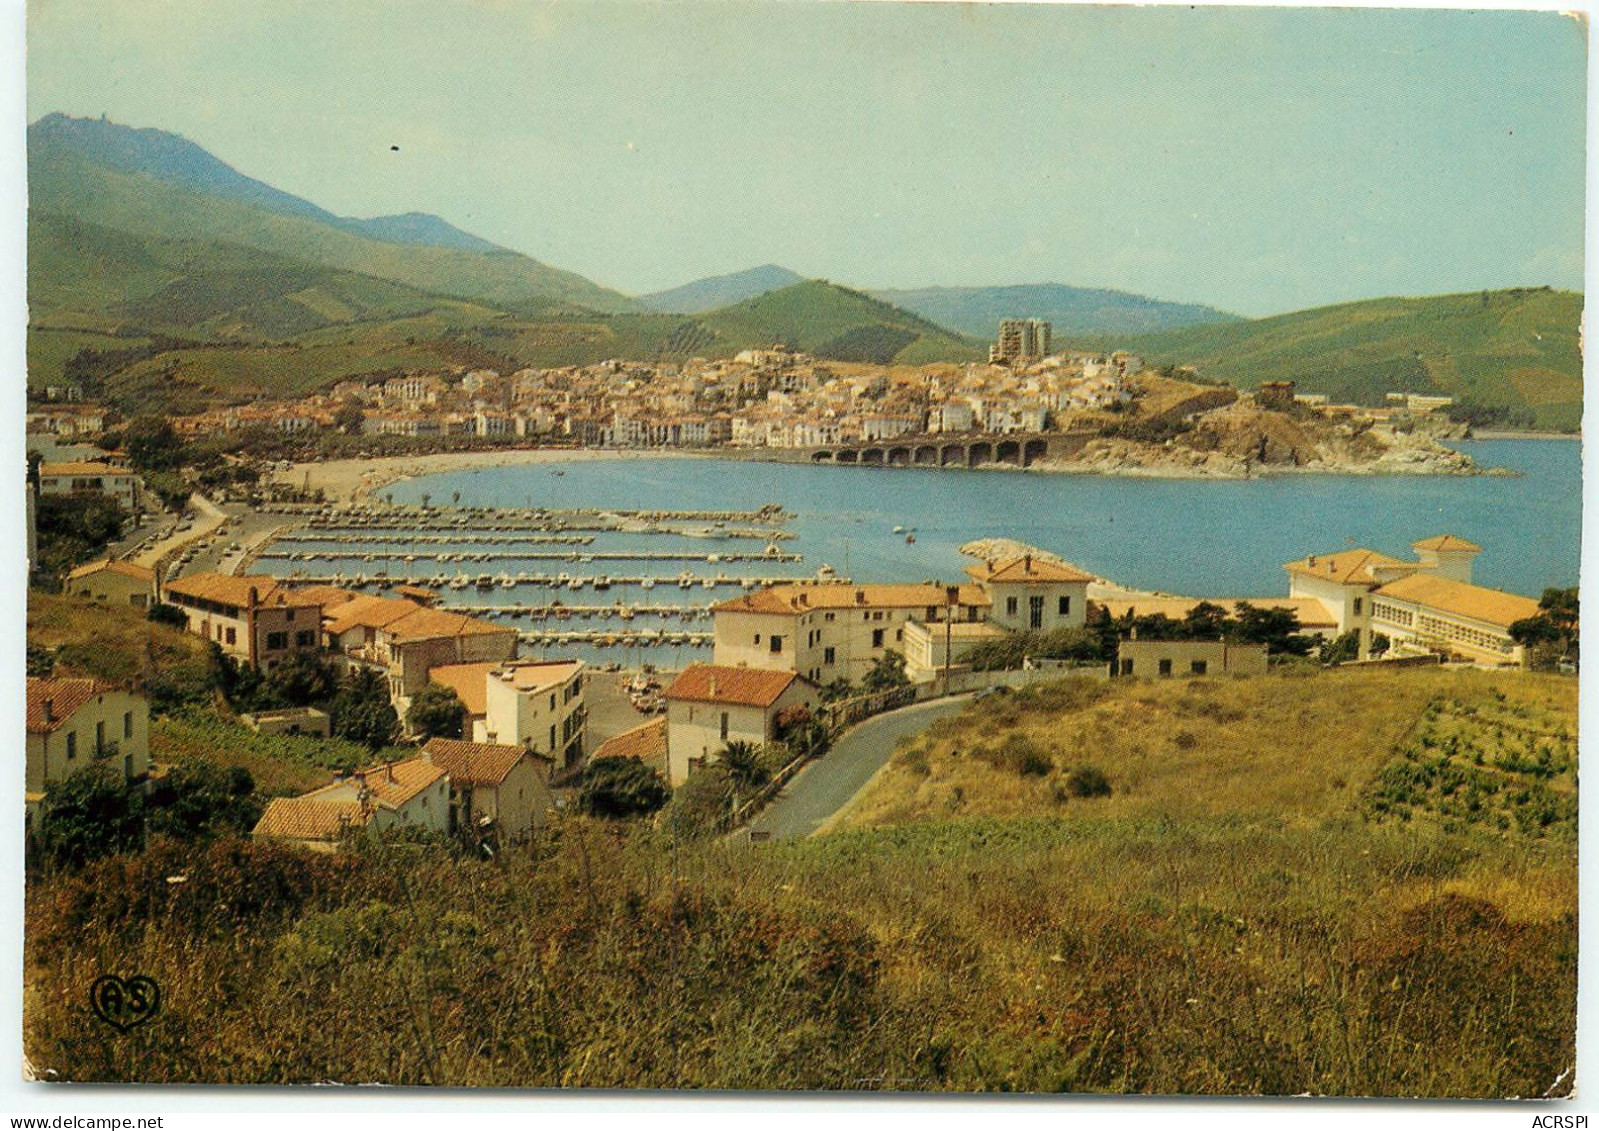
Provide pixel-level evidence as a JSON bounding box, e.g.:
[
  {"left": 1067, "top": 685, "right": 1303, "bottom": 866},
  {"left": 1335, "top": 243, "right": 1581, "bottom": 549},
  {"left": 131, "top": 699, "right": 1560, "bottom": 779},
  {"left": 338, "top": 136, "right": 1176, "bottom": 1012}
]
[
  {"left": 146, "top": 764, "right": 262, "bottom": 841},
  {"left": 147, "top": 602, "right": 189, "bottom": 629},
  {"left": 261, "top": 651, "right": 338, "bottom": 709},
  {"left": 125, "top": 415, "right": 184, "bottom": 472},
  {"left": 862, "top": 649, "right": 910, "bottom": 692},
  {"left": 333, "top": 667, "right": 399, "bottom": 751},
  {"left": 1370, "top": 633, "right": 1391, "bottom": 658},
  {"left": 35, "top": 764, "right": 145, "bottom": 867},
  {"left": 1318, "top": 630, "right": 1360, "bottom": 665},
  {"left": 717, "top": 740, "right": 768, "bottom": 797},
  {"left": 1182, "top": 601, "right": 1230, "bottom": 641},
  {"left": 818, "top": 676, "right": 855, "bottom": 703},
  {"left": 1231, "top": 602, "right": 1315, "bottom": 657},
  {"left": 407, "top": 683, "right": 465, "bottom": 740},
  {"left": 333, "top": 402, "right": 366, "bottom": 435},
  {"left": 575, "top": 757, "right": 669, "bottom": 819}
]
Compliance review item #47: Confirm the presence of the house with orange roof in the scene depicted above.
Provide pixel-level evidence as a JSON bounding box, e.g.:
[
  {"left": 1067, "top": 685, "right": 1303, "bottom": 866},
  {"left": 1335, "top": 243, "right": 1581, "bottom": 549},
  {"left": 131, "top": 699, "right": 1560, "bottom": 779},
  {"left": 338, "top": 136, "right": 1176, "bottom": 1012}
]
[
  {"left": 37, "top": 459, "right": 145, "bottom": 513},
  {"left": 422, "top": 737, "right": 556, "bottom": 843},
  {"left": 162, "top": 572, "right": 325, "bottom": 672},
  {"left": 1283, "top": 535, "right": 1535, "bottom": 663},
  {"left": 63, "top": 558, "right": 156, "bottom": 609},
  {"left": 664, "top": 663, "right": 817, "bottom": 785},
  {"left": 425, "top": 659, "right": 587, "bottom": 768},
  {"left": 26, "top": 676, "right": 149, "bottom": 833},
  {"left": 711, "top": 579, "right": 990, "bottom": 685},
  {"left": 252, "top": 755, "right": 451, "bottom": 851},
  {"left": 1368, "top": 573, "right": 1541, "bottom": 665},
  {"left": 965, "top": 554, "right": 1094, "bottom": 634}
]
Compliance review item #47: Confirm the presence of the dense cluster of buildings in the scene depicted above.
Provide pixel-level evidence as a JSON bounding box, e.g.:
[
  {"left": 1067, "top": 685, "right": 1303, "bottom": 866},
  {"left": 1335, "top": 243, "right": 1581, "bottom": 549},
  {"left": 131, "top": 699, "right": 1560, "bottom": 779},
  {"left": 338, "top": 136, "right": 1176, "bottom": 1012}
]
[{"left": 136, "top": 349, "right": 1141, "bottom": 454}]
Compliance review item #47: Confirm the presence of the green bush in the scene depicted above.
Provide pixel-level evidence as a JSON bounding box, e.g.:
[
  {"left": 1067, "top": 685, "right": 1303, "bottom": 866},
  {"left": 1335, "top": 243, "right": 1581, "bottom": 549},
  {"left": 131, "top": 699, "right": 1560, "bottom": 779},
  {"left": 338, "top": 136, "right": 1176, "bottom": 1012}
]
[{"left": 1065, "top": 766, "right": 1112, "bottom": 798}]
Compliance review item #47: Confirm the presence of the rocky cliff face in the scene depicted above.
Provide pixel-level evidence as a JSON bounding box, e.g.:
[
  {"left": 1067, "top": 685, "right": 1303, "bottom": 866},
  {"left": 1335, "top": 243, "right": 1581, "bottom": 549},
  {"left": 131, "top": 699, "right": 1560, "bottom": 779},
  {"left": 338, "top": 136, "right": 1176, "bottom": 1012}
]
[{"left": 1047, "top": 402, "right": 1479, "bottom": 478}]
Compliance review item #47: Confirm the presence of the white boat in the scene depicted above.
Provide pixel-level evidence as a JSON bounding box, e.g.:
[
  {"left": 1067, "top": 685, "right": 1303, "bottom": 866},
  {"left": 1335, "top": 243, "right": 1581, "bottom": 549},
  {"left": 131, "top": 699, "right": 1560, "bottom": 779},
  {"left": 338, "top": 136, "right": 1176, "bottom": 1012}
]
[
  {"left": 568, "top": 577, "right": 584, "bottom": 590},
  {"left": 450, "top": 575, "right": 471, "bottom": 590},
  {"left": 499, "top": 575, "right": 516, "bottom": 589},
  {"left": 640, "top": 577, "right": 656, "bottom": 590},
  {"left": 702, "top": 577, "right": 716, "bottom": 589},
  {"left": 893, "top": 525, "right": 905, "bottom": 534}
]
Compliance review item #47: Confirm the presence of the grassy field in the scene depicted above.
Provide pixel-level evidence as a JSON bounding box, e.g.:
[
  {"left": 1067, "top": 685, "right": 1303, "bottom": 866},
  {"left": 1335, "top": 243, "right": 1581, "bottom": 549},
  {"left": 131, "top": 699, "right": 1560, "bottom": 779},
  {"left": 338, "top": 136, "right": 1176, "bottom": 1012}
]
[
  {"left": 22, "top": 665, "right": 1576, "bottom": 1095},
  {"left": 1091, "top": 288, "right": 1583, "bottom": 431}
]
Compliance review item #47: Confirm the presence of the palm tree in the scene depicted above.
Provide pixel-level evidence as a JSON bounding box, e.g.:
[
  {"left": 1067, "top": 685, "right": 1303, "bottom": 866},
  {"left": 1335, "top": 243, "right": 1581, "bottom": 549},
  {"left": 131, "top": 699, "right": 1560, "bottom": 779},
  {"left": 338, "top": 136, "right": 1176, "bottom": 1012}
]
[{"left": 717, "top": 740, "right": 768, "bottom": 797}]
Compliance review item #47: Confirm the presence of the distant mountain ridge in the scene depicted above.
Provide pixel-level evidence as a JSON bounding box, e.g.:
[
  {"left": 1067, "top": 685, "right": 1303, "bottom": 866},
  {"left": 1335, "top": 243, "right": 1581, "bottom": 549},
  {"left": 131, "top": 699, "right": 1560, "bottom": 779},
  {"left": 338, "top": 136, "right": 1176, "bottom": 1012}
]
[
  {"left": 868, "top": 283, "right": 1241, "bottom": 340},
  {"left": 27, "top": 113, "right": 638, "bottom": 312},
  {"left": 1111, "top": 287, "right": 1583, "bottom": 432},
  {"left": 639, "top": 264, "right": 808, "bottom": 314}
]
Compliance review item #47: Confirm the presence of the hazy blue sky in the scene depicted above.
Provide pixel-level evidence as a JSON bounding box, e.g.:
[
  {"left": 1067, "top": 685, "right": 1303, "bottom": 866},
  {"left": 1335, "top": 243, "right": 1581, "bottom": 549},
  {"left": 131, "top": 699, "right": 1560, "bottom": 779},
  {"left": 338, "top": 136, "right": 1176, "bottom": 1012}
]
[{"left": 24, "top": 0, "right": 1588, "bottom": 315}]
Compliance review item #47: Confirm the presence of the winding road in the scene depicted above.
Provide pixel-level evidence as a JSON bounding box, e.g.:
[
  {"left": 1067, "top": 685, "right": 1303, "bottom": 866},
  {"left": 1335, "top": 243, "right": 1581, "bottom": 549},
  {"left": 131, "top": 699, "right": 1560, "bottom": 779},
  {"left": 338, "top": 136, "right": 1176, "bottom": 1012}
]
[{"left": 745, "top": 694, "right": 973, "bottom": 841}]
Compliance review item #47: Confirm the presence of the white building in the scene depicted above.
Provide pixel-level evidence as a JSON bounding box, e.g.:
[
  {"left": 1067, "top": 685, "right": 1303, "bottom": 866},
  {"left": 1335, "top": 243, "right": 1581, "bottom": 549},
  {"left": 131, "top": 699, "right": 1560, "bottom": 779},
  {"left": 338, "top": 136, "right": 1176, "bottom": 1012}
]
[
  {"left": 26, "top": 677, "right": 151, "bottom": 830},
  {"left": 663, "top": 664, "right": 817, "bottom": 786}
]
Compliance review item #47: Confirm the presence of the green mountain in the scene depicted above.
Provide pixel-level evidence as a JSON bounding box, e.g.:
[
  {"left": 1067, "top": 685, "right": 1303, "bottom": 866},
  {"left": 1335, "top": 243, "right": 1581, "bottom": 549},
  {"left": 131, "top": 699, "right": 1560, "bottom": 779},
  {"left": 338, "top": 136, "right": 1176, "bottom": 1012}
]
[
  {"left": 1102, "top": 288, "right": 1583, "bottom": 432},
  {"left": 639, "top": 264, "right": 808, "bottom": 314},
  {"left": 869, "top": 283, "right": 1240, "bottom": 340},
  {"left": 28, "top": 114, "right": 639, "bottom": 315},
  {"left": 697, "top": 280, "right": 984, "bottom": 365}
]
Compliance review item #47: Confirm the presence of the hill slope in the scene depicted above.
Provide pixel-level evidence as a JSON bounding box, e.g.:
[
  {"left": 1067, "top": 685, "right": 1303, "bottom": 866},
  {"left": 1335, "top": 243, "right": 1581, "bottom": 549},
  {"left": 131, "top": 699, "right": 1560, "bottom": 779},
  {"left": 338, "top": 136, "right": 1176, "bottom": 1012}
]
[
  {"left": 870, "top": 283, "right": 1240, "bottom": 340},
  {"left": 28, "top": 114, "right": 638, "bottom": 314},
  {"left": 639, "top": 264, "right": 807, "bottom": 314},
  {"left": 1103, "top": 288, "right": 1583, "bottom": 431},
  {"left": 698, "top": 280, "right": 984, "bottom": 364}
]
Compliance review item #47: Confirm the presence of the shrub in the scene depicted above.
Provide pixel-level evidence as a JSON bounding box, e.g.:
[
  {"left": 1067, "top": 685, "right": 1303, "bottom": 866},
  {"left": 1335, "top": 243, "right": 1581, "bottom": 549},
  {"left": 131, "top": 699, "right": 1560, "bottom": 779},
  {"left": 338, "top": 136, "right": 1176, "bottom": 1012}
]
[
  {"left": 575, "top": 757, "right": 670, "bottom": 819},
  {"left": 1065, "top": 766, "right": 1112, "bottom": 798}
]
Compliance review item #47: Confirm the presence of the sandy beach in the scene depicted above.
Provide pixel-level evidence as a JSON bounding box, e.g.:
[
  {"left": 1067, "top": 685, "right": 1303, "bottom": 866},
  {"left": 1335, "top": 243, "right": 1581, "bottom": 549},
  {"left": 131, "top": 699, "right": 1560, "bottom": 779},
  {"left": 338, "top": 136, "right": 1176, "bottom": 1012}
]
[{"left": 270, "top": 447, "right": 704, "bottom": 503}]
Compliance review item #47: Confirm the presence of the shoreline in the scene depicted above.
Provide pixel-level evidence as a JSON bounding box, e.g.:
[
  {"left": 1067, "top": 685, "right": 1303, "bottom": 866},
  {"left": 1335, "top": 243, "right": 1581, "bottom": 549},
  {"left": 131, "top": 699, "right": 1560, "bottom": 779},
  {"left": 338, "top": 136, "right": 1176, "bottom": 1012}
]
[
  {"left": 1466, "top": 429, "right": 1580, "bottom": 442},
  {"left": 277, "top": 439, "right": 1504, "bottom": 503}
]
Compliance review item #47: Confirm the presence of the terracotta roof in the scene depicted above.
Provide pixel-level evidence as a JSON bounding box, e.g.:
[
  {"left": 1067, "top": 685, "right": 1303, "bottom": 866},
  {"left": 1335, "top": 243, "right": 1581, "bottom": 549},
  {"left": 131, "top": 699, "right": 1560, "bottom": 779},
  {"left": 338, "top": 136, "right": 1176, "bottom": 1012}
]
[
  {"left": 164, "top": 572, "right": 321, "bottom": 609},
  {"left": 665, "top": 664, "right": 811, "bottom": 708},
  {"left": 323, "top": 594, "right": 423, "bottom": 635},
  {"left": 424, "top": 737, "right": 546, "bottom": 785},
  {"left": 27, "top": 676, "right": 122, "bottom": 733},
  {"left": 293, "top": 585, "right": 362, "bottom": 611},
  {"left": 252, "top": 797, "right": 370, "bottom": 842},
  {"left": 1096, "top": 596, "right": 1339, "bottom": 630},
  {"left": 592, "top": 717, "right": 668, "bottom": 763},
  {"left": 965, "top": 555, "right": 1096, "bottom": 584},
  {"left": 425, "top": 662, "right": 494, "bottom": 716},
  {"left": 66, "top": 558, "right": 154, "bottom": 583},
  {"left": 1371, "top": 574, "right": 1541, "bottom": 631},
  {"left": 303, "top": 756, "right": 448, "bottom": 810},
  {"left": 1282, "top": 549, "right": 1411, "bottom": 587},
  {"left": 1412, "top": 534, "right": 1483, "bottom": 553},
  {"left": 385, "top": 605, "right": 516, "bottom": 643},
  {"left": 39, "top": 461, "right": 131, "bottom": 477},
  {"left": 712, "top": 581, "right": 991, "bottom": 618}
]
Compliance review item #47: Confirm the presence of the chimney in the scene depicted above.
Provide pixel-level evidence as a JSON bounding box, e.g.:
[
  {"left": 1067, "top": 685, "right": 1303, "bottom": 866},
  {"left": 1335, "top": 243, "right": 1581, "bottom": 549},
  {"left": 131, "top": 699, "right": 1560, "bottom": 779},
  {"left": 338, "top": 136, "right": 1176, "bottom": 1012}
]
[
  {"left": 855, "top": 588, "right": 865, "bottom": 604},
  {"left": 1024, "top": 553, "right": 1032, "bottom": 574},
  {"left": 709, "top": 674, "right": 719, "bottom": 698},
  {"left": 387, "top": 761, "right": 396, "bottom": 782},
  {"left": 1308, "top": 555, "right": 1317, "bottom": 569},
  {"left": 248, "top": 586, "right": 259, "bottom": 612},
  {"left": 42, "top": 698, "right": 53, "bottom": 725}
]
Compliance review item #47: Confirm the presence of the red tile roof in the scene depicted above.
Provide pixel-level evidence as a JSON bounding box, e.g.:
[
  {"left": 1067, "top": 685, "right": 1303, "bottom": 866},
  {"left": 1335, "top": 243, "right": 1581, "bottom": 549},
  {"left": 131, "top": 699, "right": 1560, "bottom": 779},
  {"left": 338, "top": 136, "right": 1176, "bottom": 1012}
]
[
  {"left": 591, "top": 717, "right": 668, "bottom": 763},
  {"left": 26, "top": 676, "right": 122, "bottom": 733},
  {"left": 164, "top": 572, "right": 321, "bottom": 609},
  {"left": 1412, "top": 534, "right": 1483, "bottom": 553},
  {"left": 252, "top": 797, "right": 370, "bottom": 842},
  {"left": 426, "top": 662, "right": 495, "bottom": 717},
  {"left": 65, "top": 558, "right": 154, "bottom": 583},
  {"left": 1282, "top": 549, "right": 1411, "bottom": 587},
  {"left": 664, "top": 664, "right": 811, "bottom": 709},
  {"left": 305, "top": 757, "right": 448, "bottom": 810},
  {"left": 1372, "top": 574, "right": 1541, "bottom": 630},
  {"left": 713, "top": 581, "right": 990, "bottom": 617},
  {"left": 965, "top": 555, "right": 1096, "bottom": 584},
  {"left": 424, "top": 737, "right": 547, "bottom": 786}
]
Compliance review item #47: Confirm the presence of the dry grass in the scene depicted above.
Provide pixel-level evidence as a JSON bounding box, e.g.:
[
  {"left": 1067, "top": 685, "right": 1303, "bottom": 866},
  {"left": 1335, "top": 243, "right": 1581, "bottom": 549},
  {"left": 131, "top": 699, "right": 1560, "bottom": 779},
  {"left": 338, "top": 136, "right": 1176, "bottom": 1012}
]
[{"left": 842, "top": 668, "right": 1574, "bottom": 831}]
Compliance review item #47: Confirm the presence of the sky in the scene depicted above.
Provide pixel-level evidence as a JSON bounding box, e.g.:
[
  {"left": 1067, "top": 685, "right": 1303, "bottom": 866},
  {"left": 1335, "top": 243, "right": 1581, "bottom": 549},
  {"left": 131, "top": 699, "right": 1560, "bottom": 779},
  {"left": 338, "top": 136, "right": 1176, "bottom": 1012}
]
[{"left": 18, "top": 0, "right": 1592, "bottom": 317}]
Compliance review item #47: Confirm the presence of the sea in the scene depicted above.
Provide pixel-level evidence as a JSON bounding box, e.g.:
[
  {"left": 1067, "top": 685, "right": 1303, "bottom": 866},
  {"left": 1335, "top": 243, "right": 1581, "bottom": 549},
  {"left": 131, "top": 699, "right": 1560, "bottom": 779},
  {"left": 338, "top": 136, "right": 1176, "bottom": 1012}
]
[{"left": 254, "top": 438, "right": 1581, "bottom": 669}]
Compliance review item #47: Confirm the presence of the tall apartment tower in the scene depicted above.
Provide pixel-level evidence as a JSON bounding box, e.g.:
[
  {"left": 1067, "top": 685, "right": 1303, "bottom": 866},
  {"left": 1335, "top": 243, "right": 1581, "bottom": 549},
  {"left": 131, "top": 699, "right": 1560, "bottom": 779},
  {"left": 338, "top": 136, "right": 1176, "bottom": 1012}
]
[{"left": 991, "top": 318, "right": 1052, "bottom": 365}]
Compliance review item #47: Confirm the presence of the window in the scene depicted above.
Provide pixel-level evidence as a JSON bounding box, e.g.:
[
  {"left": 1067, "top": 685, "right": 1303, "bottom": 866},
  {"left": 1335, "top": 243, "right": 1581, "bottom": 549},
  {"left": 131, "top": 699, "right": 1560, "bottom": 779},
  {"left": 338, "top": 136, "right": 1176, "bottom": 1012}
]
[
  {"left": 1006, "top": 596, "right": 1019, "bottom": 616},
  {"left": 1353, "top": 598, "right": 1364, "bottom": 616},
  {"left": 770, "top": 635, "right": 783, "bottom": 654},
  {"left": 95, "top": 721, "right": 105, "bottom": 755},
  {"left": 549, "top": 725, "right": 556, "bottom": 750},
  {"left": 824, "top": 613, "right": 835, "bottom": 622},
  {"left": 753, "top": 634, "right": 762, "bottom": 645},
  {"left": 266, "top": 631, "right": 289, "bottom": 650},
  {"left": 720, "top": 712, "right": 729, "bottom": 741},
  {"left": 123, "top": 711, "right": 132, "bottom": 739},
  {"left": 1029, "top": 595, "right": 1044, "bottom": 630},
  {"left": 1058, "top": 596, "right": 1071, "bottom": 616},
  {"left": 896, "top": 629, "right": 903, "bottom": 642},
  {"left": 872, "top": 629, "right": 885, "bottom": 648},
  {"left": 287, "top": 608, "right": 296, "bottom": 622},
  {"left": 1191, "top": 660, "right": 1208, "bottom": 675},
  {"left": 66, "top": 731, "right": 76, "bottom": 760},
  {"left": 1119, "top": 659, "right": 1134, "bottom": 677},
  {"left": 550, "top": 694, "right": 557, "bottom": 711},
  {"left": 824, "top": 647, "right": 836, "bottom": 665},
  {"left": 295, "top": 630, "right": 315, "bottom": 647},
  {"left": 1158, "top": 659, "right": 1173, "bottom": 677}
]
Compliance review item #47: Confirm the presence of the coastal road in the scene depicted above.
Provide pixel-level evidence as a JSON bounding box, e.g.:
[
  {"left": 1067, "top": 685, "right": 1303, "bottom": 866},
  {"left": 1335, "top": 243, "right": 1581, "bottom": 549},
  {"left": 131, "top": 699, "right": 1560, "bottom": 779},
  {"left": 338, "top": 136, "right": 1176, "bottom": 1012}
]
[{"left": 745, "top": 694, "right": 973, "bottom": 841}]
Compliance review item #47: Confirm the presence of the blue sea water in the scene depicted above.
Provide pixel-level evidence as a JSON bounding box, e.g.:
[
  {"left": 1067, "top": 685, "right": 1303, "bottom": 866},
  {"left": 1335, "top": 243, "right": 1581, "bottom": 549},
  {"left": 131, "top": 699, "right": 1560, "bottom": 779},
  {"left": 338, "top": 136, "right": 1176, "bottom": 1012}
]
[{"left": 375, "top": 439, "right": 1580, "bottom": 598}]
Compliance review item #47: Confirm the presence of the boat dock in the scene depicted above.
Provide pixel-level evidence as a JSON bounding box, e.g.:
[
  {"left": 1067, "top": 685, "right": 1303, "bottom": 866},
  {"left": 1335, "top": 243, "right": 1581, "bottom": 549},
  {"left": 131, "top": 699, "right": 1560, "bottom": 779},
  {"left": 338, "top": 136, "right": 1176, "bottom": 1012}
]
[{"left": 258, "top": 548, "right": 802, "bottom": 564}]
